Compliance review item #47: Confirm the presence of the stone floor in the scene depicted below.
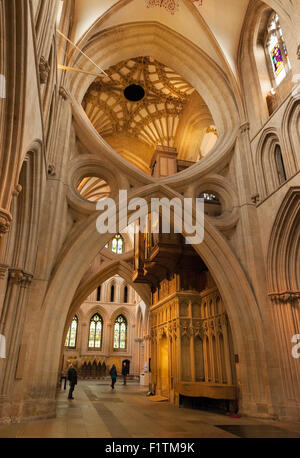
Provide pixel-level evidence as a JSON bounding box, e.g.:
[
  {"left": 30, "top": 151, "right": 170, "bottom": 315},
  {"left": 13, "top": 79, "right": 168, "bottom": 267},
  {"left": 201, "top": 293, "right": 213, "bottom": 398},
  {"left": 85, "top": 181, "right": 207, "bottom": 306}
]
[{"left": 0, "top": 380, "right": 300, "bottom": 438}]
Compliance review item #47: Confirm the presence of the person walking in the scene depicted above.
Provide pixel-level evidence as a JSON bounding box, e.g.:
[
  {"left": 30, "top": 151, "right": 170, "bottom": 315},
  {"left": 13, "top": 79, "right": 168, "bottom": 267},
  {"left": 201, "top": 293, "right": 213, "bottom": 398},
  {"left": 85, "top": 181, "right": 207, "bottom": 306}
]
[
  {"left": 110, "top": 364, "right": 117, "bottom": 389},
  {"left": 122, "top": 361, "right": 129, "bottom": 385},
  {"left": 67, "top": 363, "right": 78, "bottom": 400}
]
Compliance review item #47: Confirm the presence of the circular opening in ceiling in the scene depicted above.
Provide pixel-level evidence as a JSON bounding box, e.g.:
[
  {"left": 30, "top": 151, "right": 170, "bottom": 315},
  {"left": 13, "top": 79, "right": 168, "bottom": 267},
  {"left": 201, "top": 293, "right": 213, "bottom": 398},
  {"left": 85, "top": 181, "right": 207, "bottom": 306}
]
[{"left": 124, "top": 84, "right": 145, "bottom": 102}]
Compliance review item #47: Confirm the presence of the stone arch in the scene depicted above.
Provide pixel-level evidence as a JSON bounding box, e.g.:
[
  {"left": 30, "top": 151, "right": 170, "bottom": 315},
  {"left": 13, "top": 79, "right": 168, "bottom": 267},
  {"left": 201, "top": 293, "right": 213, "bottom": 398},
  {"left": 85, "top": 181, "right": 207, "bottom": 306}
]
[
  {"left": 0, "top": 1, "right": 30, "bottom": 234},
  {"left": 69, "top": 22, "right": 241, "bottom": 132},
  {"left": 267, "top": 187, "right": 300, "bottom": 417},
  {"left": 282, "top": 96, "right": 300, "bottom": 175},
  {"left": 110, "top": 307, "right": 132, "bottom": 327},
  {"left": 0, "top": 140, "right": 46, "bottom": 404},
  {"left": 86, "top": 305, "right": 108, "bottom": 325},
  {"left": 267, "top": 187, "right": 300, "bottom": 298},
  {"left": 71, "top": 261, "right": 149, "bottom": 316},
  {"left": 24, "top": 184, "right": 276, "bottom": 419},
  {"left": 64, "top": 21, "right": 242, "bottom": 189},
  {"left": 256, "top": 129, "right": 287, "bottom": 200},
  {"left": 238, "top": 0, "right": 295, "bottom": 133}
]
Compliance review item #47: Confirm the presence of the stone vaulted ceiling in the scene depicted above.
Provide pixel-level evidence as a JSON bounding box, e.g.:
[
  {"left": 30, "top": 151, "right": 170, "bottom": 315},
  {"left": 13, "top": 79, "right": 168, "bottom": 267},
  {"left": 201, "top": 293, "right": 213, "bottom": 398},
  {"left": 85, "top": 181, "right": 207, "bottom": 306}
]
[
  {"left": 72, "top": 0, "right": 251, "bottom": 76},
  {"left": 83, "top": 56, "right": 195, "bottom": 148},
  {"left": 82, "top": 56, "right": 216, "bottom": 172}
]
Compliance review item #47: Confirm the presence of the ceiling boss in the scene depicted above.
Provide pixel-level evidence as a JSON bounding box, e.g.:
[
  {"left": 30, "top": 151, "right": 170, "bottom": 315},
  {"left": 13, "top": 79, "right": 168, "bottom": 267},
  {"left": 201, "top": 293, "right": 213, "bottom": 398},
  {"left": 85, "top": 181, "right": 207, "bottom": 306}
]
[{"left": 145, "top": 0, "right": 203, "bottom": 15}]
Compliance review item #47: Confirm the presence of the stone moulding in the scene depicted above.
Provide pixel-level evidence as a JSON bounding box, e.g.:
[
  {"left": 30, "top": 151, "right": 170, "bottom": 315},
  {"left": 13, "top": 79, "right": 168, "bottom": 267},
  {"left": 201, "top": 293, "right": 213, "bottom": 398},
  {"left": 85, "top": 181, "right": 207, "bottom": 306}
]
[
  {"left": 0, "top": 264, "right": 8, "bottom": 279},
  {"left": 269, "top": 292, "right": 300, "bottom": 303}
]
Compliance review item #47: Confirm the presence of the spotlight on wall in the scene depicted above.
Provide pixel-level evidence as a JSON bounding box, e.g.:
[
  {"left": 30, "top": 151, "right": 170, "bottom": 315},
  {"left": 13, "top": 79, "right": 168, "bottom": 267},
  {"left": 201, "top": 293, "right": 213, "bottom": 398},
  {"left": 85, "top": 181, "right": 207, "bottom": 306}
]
[{"left": 266, "top": 88, "right": 278, "bottom": 115}]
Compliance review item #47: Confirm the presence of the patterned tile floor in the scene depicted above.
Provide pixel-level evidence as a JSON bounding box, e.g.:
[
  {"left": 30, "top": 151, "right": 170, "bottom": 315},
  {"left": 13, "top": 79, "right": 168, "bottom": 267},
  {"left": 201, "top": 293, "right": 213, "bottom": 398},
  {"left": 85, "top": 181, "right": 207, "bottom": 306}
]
[{"left": 0, "top": 380, "right": 300, "bottom": 438}]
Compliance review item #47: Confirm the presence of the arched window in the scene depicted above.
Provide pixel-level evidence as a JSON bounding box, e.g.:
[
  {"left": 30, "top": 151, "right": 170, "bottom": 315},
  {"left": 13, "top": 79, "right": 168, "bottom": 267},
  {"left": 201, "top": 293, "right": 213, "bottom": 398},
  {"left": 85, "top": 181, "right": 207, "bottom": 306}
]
[
  {"left": 110, "top": 284, "right": 115, "bottom": 302},
  {"left": 124, "top": 286, "right": 128, "bottom": 303},
  {"left": 97, "top": 285, "right": 101, "bottom": 302},
  {"left": 266, "top": 13, "right": 291, "bottom": 87},
  {"left": 88, "top": 313, "right": 103, "bottom": 349},
  {"left": 65, "top": 316, "right": 78, "bottom": 348},
  {"left": 114, "top": 315, "right": 127, "bottom": 350},
  {"left": 112, "top": 234, "right": 124, "bottom": 254},
  {"left": 274, "top": 144, "right": 287, "bottom": 185}
]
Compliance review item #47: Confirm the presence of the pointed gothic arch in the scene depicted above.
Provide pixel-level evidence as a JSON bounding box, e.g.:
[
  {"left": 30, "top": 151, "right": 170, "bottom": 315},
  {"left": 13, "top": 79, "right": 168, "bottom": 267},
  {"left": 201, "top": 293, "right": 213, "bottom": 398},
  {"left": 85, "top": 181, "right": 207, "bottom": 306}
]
[{"left": 267, "top": 187, "right": 300, "bottom": 298}]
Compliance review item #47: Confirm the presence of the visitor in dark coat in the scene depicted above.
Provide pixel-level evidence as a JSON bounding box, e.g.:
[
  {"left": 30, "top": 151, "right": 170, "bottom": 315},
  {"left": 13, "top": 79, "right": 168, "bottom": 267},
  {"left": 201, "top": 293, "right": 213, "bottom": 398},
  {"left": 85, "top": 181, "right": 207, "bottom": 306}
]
[
  {"left": 67, "top": 363, "right": 78, "bottom": 400},
  {"left": 122, "top": 361, "right": 129, "bottom": 385},
  {"left": 110, "top": 364, "right": 117, "bottom": 389}
]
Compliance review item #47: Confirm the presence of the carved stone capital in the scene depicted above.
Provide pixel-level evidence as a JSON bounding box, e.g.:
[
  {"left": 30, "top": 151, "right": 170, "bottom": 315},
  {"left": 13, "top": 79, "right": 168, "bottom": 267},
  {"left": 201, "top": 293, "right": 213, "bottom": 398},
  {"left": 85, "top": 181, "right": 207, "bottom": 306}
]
[
  {"left": 59, "top": 87, "right": 68, "bottom": 100},
  {"left": 8, "top": 269, "right": 33, "bottom": 287},
  {"left": 269, "top": 291, "right": 300, "bottom": 304},
  {"left": 39, "top": 56, "right": 50, "bottom": 84},
  {"left": 0, "top": 209, "right": 12, "bottom": 236},
  {"left": 9, "top": 269, "right": 25, "bottom": 284},
  {"left": 47, "top": 164, "right": 56, "bottom": 177},
  {"left": 22, "top": 273, "right": 34, "bottom": 288},
  {"left": 240, "top": 122, "right": 250, "bottom": 134},
  {"left": 251, "top": 194, "right": 260, "bottom": 204},
  {"left": 158, "top": 326, "right": 167, "bottom": 339},
  {"left": 12, "top": 184, "right": 23, "bottom": 197},
  {"left": 0, "top": 264, "right": 9, "bottom": 279},
  {"left": 180, "top": 321, "right": 189, "bottom": 337}
]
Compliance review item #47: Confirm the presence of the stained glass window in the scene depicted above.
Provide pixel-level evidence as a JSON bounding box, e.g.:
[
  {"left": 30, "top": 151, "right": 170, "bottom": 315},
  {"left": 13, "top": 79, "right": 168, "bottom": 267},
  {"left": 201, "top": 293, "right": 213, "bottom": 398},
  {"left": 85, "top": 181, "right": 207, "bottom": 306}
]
[
  {"left": 88, "top": 314, "right": 103, "bottom": 349},
  {"left": 65, "top": 316, "right": 78, "bottom": 348},
  {"left": 266, "top": 13, "right": 290, "bottom": 86},
  {"left": 111, "top": 234, "right": 124, "bottom": 254},
  {"left": 114, "top": 315, "right": 127, "bottom": 350}
]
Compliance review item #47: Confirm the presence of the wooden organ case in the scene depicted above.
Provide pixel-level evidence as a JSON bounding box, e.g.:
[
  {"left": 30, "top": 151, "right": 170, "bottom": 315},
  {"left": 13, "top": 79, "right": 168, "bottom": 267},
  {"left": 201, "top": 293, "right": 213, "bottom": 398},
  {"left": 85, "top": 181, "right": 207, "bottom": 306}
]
[{"left": 133, "top": 216, "right": 237, "bottom": 409}]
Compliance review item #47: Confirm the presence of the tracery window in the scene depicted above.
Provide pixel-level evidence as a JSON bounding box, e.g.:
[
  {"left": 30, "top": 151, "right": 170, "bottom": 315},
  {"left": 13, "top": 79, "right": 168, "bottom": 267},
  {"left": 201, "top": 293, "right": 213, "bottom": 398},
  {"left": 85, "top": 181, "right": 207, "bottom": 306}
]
[
  {"left": 266, "top": 13, "right": 291, "bottom": 86},
  {"left": 88, "top": 313, "right": 103, "bottom": 349},
  {"left": 112, "top": 234, "right": 124, "bottom": 254},
  {"left": 65, "top": 316, "right": 78, "bottom": 348},
  {"left": 114, "top": 315, "right": 127, "bottom": 350}
]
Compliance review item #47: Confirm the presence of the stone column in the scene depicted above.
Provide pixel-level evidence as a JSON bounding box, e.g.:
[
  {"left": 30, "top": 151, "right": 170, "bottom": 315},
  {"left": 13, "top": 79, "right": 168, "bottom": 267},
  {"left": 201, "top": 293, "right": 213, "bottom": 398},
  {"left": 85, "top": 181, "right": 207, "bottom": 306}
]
[
  {"left": 143, "top": 335, "right": 151, "bottom": 386},
  {"left": 270, "top": 294, "right": 300, "bottom": 419},
  {"left": 221, "top": 314, "right": 233, "bottom": 385},
  {"left": 0, "top": 264, "right": 9, "bottom": 320},
  {"left": 0, "top": 269, "right": 32, "bottom": 420}
]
